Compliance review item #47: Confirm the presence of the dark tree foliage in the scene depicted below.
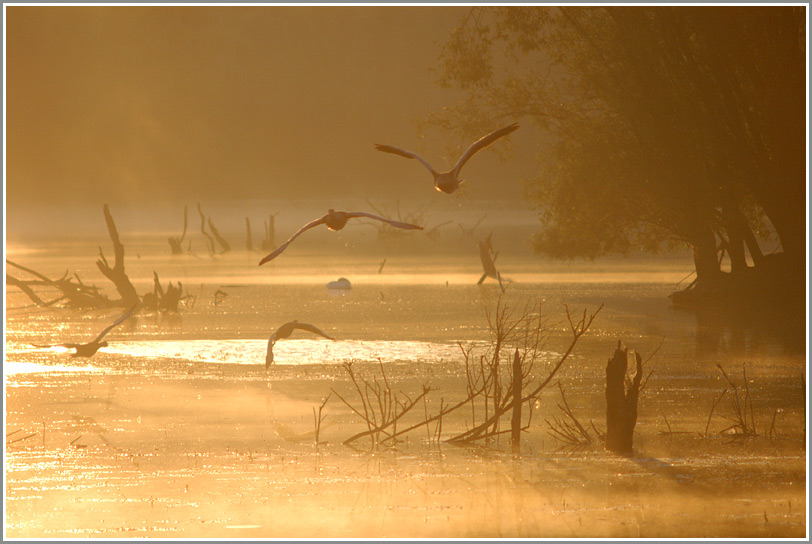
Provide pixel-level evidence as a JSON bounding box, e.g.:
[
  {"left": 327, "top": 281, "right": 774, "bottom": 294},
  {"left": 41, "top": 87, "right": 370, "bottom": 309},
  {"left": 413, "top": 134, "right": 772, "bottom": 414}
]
[{"left": 433, "top": 6, "right": 805, "bottom": 298}]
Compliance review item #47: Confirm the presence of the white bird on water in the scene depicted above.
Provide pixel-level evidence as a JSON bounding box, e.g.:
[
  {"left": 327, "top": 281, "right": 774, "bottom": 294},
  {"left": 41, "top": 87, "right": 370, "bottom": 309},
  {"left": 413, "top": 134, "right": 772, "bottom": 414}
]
[
  {"left": 265, "top": 320, "right": 335, "bottom": 368},
  {"left": 258, "top": 209, "right": 422, "bottom": 265},
  {"left": 374, "top": 122, "right": 519, "bottom": 194}
]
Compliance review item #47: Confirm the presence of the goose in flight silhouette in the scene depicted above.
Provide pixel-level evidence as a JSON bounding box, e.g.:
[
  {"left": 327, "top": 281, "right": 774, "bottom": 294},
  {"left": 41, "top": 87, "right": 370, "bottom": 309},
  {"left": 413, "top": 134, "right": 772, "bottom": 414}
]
[
  {"left": 375, "top": 122, "right": 519, "bottom": 194},
  {"left": 266, "top": 320, "right": 335, "bottom": 367},
  {"left": 45, "top": 305, "right": 137, "bottom": 358},
  {"left": 258, "top": 209, "right": 423, "bottom": 265}
]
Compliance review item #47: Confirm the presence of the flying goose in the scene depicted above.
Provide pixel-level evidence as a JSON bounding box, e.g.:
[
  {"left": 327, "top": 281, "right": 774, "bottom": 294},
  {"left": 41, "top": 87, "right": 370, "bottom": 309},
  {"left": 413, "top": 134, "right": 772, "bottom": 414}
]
[
  {"left": 266, "top": 320, "right": 335, "bottom": 367},
  {"left": 375, "top": 122, "right": 519, "bottom": 194},
  {"left": 258, "top": 209, "right": 422, "bottom": 265},
  {"left": 45, "top": 305, "right": 137, "bottom": 358}
]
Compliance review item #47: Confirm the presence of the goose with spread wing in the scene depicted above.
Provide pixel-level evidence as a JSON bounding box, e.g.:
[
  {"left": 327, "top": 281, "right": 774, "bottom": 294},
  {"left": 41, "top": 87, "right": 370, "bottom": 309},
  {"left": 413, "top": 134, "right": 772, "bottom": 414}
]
[
  {"left": 375, "top": 122, "right": 519, "bottom": 194},
  {"left": 266, "top": 320, "right": 335, "bottom": 367},
  {"left": 47, "top": 305, "right": 137, "bottom": 358},
  {"left": 258, "top": 209, "right": 423, "bottom": 265}
]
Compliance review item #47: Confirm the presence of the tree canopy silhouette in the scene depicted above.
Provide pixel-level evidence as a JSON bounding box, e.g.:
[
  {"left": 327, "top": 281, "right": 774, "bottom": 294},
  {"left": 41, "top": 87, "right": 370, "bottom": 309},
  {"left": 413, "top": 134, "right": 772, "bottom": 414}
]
[{"left": 432, "top": 6, "right": 805, "bottom": 313}]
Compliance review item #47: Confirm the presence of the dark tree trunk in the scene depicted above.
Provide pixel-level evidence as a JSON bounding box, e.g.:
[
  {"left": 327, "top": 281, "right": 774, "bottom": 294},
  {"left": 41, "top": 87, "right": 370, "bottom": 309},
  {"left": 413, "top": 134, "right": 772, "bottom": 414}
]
[{"left": 691, "top": 226, "right": 721, "bottom": 286}]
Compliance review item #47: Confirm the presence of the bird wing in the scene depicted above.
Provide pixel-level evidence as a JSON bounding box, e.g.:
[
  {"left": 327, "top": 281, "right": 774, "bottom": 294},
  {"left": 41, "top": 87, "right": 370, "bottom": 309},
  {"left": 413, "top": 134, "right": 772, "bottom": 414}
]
[
  {"left": 292, "top": 322, "right": 335, "bottom": 341},
  {"left": 258, "top": 215, "right": 327, "bottom": 265},
  {"left": 374, "top": 144, "right": 438, "bottom": 176},
  {"left": 345, "top": 212, "right": 423, "bottom": 230},
  {"left": 92, "top": 304, "right": 137, "bottom": 344},
  {"left": 452, "top": 122, "right": 520, "bottom": 177}
]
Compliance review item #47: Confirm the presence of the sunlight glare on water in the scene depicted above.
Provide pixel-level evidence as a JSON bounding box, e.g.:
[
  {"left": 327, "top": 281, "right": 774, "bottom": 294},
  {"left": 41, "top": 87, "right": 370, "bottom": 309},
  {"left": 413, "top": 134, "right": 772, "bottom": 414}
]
[
  {"left": 4, "top": 361, "right": 97, "bottom": 375},
  {"left": 99, "top": 338, "right": 492, "bottom": 366}
]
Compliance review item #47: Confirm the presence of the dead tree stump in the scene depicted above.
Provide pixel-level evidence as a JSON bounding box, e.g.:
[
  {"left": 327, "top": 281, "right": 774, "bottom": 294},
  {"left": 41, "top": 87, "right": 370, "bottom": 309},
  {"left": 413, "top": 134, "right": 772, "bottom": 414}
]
[{"left": 605, "top": 341, "right": 643, "bottom": 456}]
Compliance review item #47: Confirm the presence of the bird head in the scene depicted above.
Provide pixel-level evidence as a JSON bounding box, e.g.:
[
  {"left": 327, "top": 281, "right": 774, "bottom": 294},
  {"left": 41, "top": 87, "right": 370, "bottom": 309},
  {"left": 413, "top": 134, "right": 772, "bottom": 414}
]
[{"left": 99, "top": 341, "right": 109, "bottom": 348}]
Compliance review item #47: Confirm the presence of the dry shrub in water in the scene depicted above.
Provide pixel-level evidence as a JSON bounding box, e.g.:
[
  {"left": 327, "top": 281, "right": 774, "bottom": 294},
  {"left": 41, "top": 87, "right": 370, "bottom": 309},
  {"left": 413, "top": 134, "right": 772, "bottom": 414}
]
[{"left": 332, "top": 297, "right": 602, "bottom": 449}]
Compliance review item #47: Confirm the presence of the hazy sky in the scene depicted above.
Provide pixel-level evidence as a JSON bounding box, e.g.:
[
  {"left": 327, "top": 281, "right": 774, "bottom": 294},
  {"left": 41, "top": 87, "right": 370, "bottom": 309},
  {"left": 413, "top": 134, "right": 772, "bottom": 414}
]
[{"left": 6, "top": 6, "right": 538, "bottom": 212}]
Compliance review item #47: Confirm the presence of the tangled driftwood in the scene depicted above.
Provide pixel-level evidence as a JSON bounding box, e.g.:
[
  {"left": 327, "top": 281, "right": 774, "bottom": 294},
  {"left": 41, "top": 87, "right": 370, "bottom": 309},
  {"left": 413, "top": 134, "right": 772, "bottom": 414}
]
[{"left": 7, "top": 204, "right": 184, "bottom": 312}]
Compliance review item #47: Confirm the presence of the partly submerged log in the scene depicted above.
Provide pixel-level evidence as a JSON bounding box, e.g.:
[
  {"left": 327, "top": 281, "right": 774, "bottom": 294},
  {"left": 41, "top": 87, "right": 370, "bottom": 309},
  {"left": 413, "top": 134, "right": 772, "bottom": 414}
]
[
  {"left": 6, "top": 262, "right": 113, "bottom": 308},
  {"left": 605, "top": 341, "right": 643, "bottom": 456}
]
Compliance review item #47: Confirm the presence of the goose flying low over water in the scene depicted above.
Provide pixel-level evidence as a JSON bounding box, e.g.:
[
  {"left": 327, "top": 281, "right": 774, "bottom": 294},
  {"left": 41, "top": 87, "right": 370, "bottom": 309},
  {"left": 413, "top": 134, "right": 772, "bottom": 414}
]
[
  {"left": 266, "top": 320, "right": 336, "bottom": 368},
  {"left": 43, "top": 305, "right": 137, "bottom": 358},
  {"left": 375, "top": 122, "right": 519, "bottom": 194},
  {"left": 258, "top": 209, "right": 423, "bottom": 265}
]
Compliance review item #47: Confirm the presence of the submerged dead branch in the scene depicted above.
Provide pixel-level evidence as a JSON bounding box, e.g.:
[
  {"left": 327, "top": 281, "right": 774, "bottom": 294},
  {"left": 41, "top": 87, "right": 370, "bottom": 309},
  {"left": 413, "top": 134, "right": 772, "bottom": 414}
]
[
  {"left": 168, "top": 205, "right": 188, "bottom": 255},
  {"left": 96, "top": 204, "right": 140, "bottom": 309},
  {"left": 7, "top": 205, "right": 182, "bottom": 312},
  {"left": 208, "top": 217, "right": 231, "bottom": 254},
  {"left": 197, "top": 203, "right": 216, "bottom": 256},
  {"left": 6, "top": 261, "right": 111, "bottom": 309}
]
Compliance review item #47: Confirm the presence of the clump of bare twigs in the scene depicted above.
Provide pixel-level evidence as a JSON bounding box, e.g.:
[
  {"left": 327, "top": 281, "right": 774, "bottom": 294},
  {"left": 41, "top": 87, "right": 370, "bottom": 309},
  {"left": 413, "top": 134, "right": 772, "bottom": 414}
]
[
  {"left": 331, "top": 361, "right": 432, "bottom": 447},
  {"left": 706, "top": 363, "right": 758, "bottom": 438},
  {"left": 447, "top": 299, "right": 603, "bottom": 447},
  {"left": 313, "top": 393, "right": 332, "bottom": 446},
  {"left": 328, "top": 297, "right": 602, "bottom": 451},
  {"left": 546, "top": 382, "right": 604, "bottom": 447}
]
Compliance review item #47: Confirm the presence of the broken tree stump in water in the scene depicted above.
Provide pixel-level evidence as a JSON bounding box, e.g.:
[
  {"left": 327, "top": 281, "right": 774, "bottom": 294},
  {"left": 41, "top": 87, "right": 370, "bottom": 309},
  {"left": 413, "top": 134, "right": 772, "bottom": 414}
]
[{"left": 605, "top": 341, "right": 643, "bottom": 456}]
